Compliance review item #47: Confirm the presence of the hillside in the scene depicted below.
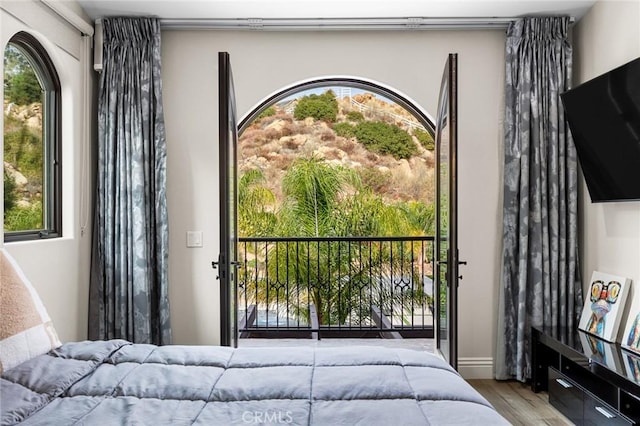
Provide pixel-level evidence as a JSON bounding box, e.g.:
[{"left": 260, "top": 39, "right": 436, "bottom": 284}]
[
  {"left": 3, "top": 101, "right": 42, "bottom": 205},
  {"left": 239, "top": 92, "right": 435, "bottom": 206}
]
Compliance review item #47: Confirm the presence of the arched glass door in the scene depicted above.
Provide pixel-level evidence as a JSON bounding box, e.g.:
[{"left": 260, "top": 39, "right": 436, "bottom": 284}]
[
  {"left": 218, "top": 57, "right": 459, "bottom": 364},
  {"left": 434, "top": 53, "right": 460, "bottom": 369}
]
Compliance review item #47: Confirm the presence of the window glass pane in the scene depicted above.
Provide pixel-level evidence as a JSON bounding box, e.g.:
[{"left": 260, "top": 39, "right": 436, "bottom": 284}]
[{"left": 3, "top": 43, "right": 44, "bottom": 232}]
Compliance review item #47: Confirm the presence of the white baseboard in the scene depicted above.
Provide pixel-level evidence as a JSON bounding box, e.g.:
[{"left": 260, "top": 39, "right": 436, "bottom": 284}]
[{"left": 458, "top": 357, "right": 494, "bottom": 379}]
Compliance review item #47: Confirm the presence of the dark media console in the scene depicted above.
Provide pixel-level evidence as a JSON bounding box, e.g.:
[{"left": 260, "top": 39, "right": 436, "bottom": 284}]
[{"left": 532, "top": 327, "right": 640, "bottom": 425}]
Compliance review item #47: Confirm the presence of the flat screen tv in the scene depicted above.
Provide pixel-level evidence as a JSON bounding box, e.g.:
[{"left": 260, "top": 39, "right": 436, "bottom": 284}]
[{"left": 560, "top": 57, "right": 640, "bottom": 202}]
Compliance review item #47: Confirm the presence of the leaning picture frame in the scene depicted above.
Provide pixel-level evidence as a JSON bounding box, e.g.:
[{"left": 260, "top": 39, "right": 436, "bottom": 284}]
[
  {"left": 622, "top": 286, "right": 640, "bottom": 354},
  {"left": 578, "top": 271, "right": 632, "bottom": 342}
]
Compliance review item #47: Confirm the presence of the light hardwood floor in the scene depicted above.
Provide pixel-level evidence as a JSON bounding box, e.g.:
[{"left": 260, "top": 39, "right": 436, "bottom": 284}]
[{"left": 468, "top": 379, "right": 573, "bottom": 426}]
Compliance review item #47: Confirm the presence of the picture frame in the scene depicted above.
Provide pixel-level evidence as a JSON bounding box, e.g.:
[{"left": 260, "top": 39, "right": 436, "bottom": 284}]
[
  {"left": 622, "top": 286, "right": 640, "bottom": 354},
  {"left": 578, "top": 271, "right": 631, "bottom": 342}
]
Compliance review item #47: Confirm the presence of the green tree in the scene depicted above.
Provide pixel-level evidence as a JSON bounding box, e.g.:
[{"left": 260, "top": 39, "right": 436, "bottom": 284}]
[
  {"left": 238, "top": 169, "right": 277, "bottom": 237},
  {"left": 293, "top": 90, "right": 338, "bottom": 122},
  {"left": 4, "top": 45, "right": 42, "bottom": 105},
  {"left": 278, "top": 156, "right": 357, "bottom": 237}
]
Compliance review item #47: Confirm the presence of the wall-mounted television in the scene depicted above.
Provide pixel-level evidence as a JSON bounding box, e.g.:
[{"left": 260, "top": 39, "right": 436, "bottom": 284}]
[{"left": 560, "top": 57, "right": 640, "bottom": 202}]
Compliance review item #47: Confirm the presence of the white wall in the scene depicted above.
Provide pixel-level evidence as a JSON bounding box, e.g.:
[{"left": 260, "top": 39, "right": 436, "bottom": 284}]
[
  {"left": 162, "top": 29, "right": 506, "bottom": 377},
  {"left": 1, "top": 1, "right": 94, "bottom": 342},
  {"left": 573, "top": 0, "right": 640, "bottom": 340}
]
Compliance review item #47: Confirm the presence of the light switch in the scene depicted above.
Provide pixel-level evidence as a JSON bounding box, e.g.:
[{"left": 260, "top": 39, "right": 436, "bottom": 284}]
[{"left": 186, "top": 231, "right": 203, "bottom": 248}]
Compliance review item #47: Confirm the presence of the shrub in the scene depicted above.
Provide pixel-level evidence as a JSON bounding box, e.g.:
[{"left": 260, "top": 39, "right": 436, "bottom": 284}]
[
  {"left": 346, "top": 110, "right": 365, "bottom": 122},
  {"left": 280, "top": 123, "right": 294, "bottom": 137},
  {"left": 320, "top": 129, "right": 336, "bottom": 142},
  {"left": 352, "top": 121, "right": 417, "bottom": 160},
  {"left": 256, "top": 106, "right": 276, "bottom": 120},
  {"left": 293, "top": 91, "right": 338, "bottom": 122},
  {"left": 359, "top": 167, "right": 391, "bottom": 193},
  {"left": 336, "top": 138, "right": 357, "bottom": 155},
  {"left": 3, "top": 171, "right": 18, "bottom": 212},
  {"left": 264, "top": 128, "right": 280, "bottom": 140},
  {"left": 414, "top": 128, "right": 435, "bottom": 151},
  {"left": 3, "top": 124, "right": 42, "bottom": 180},
  {"left": 333, "top": 122, "right": 355, "bottom": 138}
]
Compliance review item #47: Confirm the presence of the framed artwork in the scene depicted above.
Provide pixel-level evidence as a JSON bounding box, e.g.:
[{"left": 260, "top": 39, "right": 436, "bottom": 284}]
[
  {"left": 578, "top": 271, "right": 631, "bottom": 342},
  {"left": 622, "top": 286, "right": 640, "bottom": 354}
]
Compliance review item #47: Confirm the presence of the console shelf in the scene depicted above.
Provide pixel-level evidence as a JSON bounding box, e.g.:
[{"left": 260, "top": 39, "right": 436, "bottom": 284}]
[{"left": 532, "top": 327, "right": 640, "bottom": 425}]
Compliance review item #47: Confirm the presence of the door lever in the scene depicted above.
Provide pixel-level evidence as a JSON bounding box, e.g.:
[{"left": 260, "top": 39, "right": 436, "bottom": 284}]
[
  {"left": 212, "top": 254, "right": 222, "bottom": 279},
  {"left": 458, "top": 260, "right": 467, "bottom": 280}
]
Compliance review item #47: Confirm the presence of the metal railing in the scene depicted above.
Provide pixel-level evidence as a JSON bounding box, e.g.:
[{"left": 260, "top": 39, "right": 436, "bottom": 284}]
[{"left": 237, "top": 236, "right": 434, "bottom": 339}]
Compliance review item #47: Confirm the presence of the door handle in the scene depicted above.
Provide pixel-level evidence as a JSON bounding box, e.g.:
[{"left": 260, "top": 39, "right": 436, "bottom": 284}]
[
  {"left": 213, "top": 260, "right": 241, "bottom": 269},
  {"left": 458, "top": 260, "right": 467, "bottom": 280},
  {"left": 212, "top": 254, "right": 222, "bottom": 280}
]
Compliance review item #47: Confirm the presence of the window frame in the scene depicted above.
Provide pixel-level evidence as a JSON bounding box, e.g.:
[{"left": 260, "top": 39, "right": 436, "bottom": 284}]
[{"left": 4, "top": 31, "right": 62, "bottom": 242}]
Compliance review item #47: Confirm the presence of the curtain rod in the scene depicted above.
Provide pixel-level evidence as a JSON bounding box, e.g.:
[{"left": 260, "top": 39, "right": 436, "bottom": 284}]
[{"left": 157, "top": 16, "right": 573, "bottom": 31}]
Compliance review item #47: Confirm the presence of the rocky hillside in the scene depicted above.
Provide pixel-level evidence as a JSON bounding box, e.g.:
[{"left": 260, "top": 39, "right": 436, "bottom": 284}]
[
  {"left": 3, "top": 101, "right": 43, "bottom": 207},
  {"left": 239, "top": 92, "right": 435, "bottom": 205}
]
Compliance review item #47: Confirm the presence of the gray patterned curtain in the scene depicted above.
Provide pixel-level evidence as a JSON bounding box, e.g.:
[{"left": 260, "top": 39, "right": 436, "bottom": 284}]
[
  {"left": 89, "top": 17, "right": 171, "bottom": 345},
  {"left": 495, "top": 17, "right": 582, "bottom": 381}
]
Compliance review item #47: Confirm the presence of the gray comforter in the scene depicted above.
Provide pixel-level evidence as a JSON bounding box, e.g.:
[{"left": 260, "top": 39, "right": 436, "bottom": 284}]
[{"left": 1, "top": 341, "right": 508, "bottom": 425}]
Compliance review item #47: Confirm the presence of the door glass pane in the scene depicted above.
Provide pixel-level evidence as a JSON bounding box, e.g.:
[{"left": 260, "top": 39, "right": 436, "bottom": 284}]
[
  {"left": 218, "top": 52, "right": 239, "bottom": 347},
  {"left": 435, "top": 53, "right": 458, "bottom": 369},
  {"left": 228, "top": 68, "right": 238, "bottom": 347},
  {"left": 437, "top": 75, "right": 450, "bottom": 362}
]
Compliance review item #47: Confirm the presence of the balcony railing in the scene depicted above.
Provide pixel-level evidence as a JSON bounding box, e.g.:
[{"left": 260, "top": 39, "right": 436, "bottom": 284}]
[{"left": 238, "top": 236, "right": 434, "bottom": 339}]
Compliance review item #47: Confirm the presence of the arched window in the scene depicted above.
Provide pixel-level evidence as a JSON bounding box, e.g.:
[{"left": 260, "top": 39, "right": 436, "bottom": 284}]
[{"left": 3, "top": 31, "right": 61, "bottom": 241}]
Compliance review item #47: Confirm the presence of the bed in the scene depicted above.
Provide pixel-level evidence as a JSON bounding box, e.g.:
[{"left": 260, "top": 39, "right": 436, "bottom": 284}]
[
  {"left": 1, "top": 340, "right": 508, "bottom": 425},
  {"left": 0, "top": 249, "right": 508, "bottom": 425}
]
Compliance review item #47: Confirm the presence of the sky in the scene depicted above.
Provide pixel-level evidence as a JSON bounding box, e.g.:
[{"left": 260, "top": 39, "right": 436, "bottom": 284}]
[{"left": 281, "top": 86, "right": 394, "bottom": 103}]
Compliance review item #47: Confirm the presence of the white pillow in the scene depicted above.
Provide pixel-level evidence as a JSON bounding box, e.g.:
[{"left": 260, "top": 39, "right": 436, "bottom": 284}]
[{"left": 0, "top": 248, "right": 61, "bottom": 373}]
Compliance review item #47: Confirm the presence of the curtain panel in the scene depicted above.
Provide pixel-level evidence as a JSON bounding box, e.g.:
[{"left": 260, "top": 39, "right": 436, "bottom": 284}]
[
  {"left": 89, "top": 17, "right": 171, "bottom": 345},
  {"left": 496, "top": 16, "right": 582, "bottom": 381}
]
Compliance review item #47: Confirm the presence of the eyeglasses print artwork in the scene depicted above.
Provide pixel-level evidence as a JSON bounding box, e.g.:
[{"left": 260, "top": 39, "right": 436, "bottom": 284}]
[{"left": 586, "top": 280, "right": 621, "bottom": 336}]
